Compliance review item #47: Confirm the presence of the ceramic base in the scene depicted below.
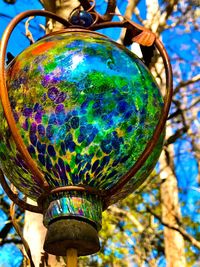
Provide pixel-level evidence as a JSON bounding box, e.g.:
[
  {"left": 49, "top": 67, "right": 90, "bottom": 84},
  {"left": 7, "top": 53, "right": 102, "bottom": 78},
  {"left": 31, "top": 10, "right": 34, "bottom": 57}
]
[{"left": 44, "top": 218, "right": 100, "bottom": 256}]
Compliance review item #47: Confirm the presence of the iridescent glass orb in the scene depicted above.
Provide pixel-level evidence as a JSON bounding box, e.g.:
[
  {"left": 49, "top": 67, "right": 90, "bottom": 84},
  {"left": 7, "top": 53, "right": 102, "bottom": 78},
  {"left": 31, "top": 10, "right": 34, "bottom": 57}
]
[{"left": 0, "top": 31, "right": 164, "bottom": 244}]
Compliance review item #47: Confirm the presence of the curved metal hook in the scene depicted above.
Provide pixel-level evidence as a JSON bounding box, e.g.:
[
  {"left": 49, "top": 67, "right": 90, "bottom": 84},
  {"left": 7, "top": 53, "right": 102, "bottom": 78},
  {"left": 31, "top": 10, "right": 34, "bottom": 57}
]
[
  {"left": 0, "top": 169, "right": 42, "bottom": 213},
  {"left": 101, "top": 0, "right": 117, "bottom": 22},
  {"left": 79, "top": 0, "right": 116, "bottom": 22}
]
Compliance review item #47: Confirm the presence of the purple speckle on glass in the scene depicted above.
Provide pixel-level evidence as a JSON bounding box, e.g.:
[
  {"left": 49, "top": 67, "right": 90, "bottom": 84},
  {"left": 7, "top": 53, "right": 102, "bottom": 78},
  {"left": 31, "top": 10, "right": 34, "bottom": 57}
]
[
  {"left": 34, "top": 103, "right": 43, "bottom": 112},
  {"left": 42, "top": 75, "right": 59, "bottom": 87},
  {"left": 48, "top": 87, "right": 59, "bottom": 101},
  {"left": 23, "top": 107, "right": 33, "bottom": 117},
  {"left": 22, "top": 118, "right": 29, "bottom": 131},
  {"left": 55, "top": 104, "right": 65, "bottom": 113},
  {"left": 38, "top": 124, "right": 45, "bottom": 137},
  {"left": 42, "top": 75, "right": 51, "bottom": 87},
  {"left": 35, "top": 111, "right": 42, "bottom": 124},
  {"left": 48, "top": 114, "right": 57, "bottom": 125},
  {"left": 78, "top": 209, "right": 84, "bottom": 216},
  {"left": 13, "top": 111, "right": 19, "bottom": 122},
  {"left": 55, "top": 92, "right": 67, "bottom": 104},
  {"left": 30, "top": 133, "right": 37, "bottom": 146},
  {"left": 42, "top": 93, "right": 47, "bottom": 101},
  {"left": 46, "top": 125, "right": 54, "bottom": 139},
  {"left": 19, "top": 76, "right": 27, "bottom": 85},
  {"left": 30, "top": 122, "right": 37, "bottom": 134}
]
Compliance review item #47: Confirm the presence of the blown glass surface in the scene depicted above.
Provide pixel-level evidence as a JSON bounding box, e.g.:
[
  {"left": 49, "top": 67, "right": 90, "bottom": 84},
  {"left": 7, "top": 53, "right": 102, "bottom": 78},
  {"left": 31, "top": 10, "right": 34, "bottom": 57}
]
[{"left": 0, "top": 30, "right": 164, "bottom": 204}]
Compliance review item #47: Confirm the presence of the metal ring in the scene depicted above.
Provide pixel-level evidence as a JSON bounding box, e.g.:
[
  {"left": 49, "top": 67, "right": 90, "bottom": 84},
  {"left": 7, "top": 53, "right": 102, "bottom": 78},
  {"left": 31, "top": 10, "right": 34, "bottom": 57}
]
[
  {"left": 87, "top": 0, "right": 96, "bottom": 12},
  {"left": 37, "top": 185, "right": 106, "bottom": 207},
  {"left": 79, "top": 0, "right": 116, "bottom": 22},
  {"left": 101, "top": 0, "right": 116, "bottom": 22},
  {"left": 0, "top": 169, "right": 42, "bottom": 213},
  {"left": 49, "top": 185, "right": 105, "bottom": 196}
]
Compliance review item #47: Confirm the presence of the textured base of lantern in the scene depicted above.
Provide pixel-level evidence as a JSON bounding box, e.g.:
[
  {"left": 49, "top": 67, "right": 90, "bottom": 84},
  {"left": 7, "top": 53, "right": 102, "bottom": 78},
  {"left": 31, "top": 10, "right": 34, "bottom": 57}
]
[
  {"left": 44, "top": 218, "right": 100, "bottom": 256},
  {"left": 42, "top": 193, "right": 102, "bottom": 256},
  {"left": 42, "top": 192, "right": 102, "bottom": 230}
]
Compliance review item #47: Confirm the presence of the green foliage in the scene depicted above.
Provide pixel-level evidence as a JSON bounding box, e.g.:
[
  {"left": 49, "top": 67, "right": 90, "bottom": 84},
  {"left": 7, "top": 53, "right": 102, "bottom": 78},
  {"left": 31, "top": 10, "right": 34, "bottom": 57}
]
[{"left": 79, "top": 169, "right": 200, "bottom": 266}]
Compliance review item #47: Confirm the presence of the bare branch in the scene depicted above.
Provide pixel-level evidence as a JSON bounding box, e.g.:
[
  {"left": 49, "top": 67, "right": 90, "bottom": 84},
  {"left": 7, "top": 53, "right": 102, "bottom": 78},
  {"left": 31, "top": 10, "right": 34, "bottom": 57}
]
[
  {"left": 147, "top": 207, "right": 200, "bottom": 250},
  {"left": 107, "top": 206, "right": 144, "bottom": 233},
  {"left": 165, "top": 126, "right": 189, "bottom": 146},
  {"left": 39, "top": 0, "right": 56, "bottom": 12},
  {"left": 25, "top": 16, "right": 35, "bottom": 44},
  {"left": 174, "top": 74, "right": 200, "bottom": 95},
  {"left": 10, "top": 202, "right": 35, "bottom": 267},
  {"left": 157, "top": 0, "right": 179, "bottom": 33},
  {"left": 119, "top": 0, "right": 140, "bottom": 44},
  {"left": 0, "top": 221, "right": 13, "bottom": 243}
]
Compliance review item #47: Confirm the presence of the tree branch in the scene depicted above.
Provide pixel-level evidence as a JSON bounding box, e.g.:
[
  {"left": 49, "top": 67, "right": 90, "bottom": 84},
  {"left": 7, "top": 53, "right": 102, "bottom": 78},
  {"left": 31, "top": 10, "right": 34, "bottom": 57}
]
[
  {"left": 119, "top": 0, "right": 140, "bottom": 44},
  {"left": 165, "top": 126, "right": 189, "bottom": 146},
  {"left": 25, "top": 16, "right": 35, "bottom": 44},
  {"left": 147, "top": 207, "right": 200, "bottom": 250},
  {"left": 107, "top": 206, "right": 144, "bottom": 233},
  {"left": 10, "top": 202, "right": 35, "bottom": 267},
  {"left": 174, "top": 74, "right": 200, "bottom": 95},
  {"left": 157, "top": 0, "right": 179, "bottom": 33},
  {"left": 0, "top": 221, "right": 13, "bottom": 243},
  {"left": 0, "top": 238, "right": 22, "bottom": 245}
]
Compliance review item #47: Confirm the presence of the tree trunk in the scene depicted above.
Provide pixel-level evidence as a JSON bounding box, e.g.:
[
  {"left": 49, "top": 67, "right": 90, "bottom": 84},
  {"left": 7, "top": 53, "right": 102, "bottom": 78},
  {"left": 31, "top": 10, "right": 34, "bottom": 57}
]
[
  {"left": 40, "top": 0, "right": 79, "bottom": 32},
  {"left": 160, "top": 127, "right": 186, "bottom": 267},
  {"left": 24, "top": 200, "right": 67, "bottom": 266},
  {"left": 144, "top": 0, "right": 186, "bottom": 265}
]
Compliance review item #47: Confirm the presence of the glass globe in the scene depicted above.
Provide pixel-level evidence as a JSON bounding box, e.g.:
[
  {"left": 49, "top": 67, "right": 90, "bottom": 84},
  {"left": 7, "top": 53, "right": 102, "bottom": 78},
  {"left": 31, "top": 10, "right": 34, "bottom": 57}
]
[{"left": 0, "top": 31, "right": 164, "bottom": 238}]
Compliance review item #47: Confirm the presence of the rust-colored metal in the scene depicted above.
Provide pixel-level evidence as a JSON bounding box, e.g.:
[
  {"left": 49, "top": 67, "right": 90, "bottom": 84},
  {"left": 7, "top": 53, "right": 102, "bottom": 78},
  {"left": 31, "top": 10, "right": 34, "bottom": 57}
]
[
  {"left": 100, "top": 0, "right": 116, "bottom": 22},
  {"left": 0, "top": 169, "right": 42, "bottom": 213},
  {"left": 132, "top": 30, "right": 156, "bottom": 46},
  {"left": 49, "top": 185, "right": 104, "bottom": 196},
  {"left": 0, "top": 9, "right": 172, "bottom": 212},
  {"left": 37, "top": 185, "right": 105, "bottom": 208},
  {"left": 86, "top": 0, "right": 96, "bottom": 12},
  {"left": 79, "top": 0, "right": 116, "bottom": 22},
  {"left": 90, "top": 20, "right": 154, "bottom": 44}
]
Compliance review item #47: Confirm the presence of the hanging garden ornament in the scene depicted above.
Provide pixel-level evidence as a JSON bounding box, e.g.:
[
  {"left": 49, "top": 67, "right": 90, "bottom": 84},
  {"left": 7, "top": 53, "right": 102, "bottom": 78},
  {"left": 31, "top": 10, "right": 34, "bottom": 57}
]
[{"left": 0, "top": 0, "right": 172, "bottom": 264}]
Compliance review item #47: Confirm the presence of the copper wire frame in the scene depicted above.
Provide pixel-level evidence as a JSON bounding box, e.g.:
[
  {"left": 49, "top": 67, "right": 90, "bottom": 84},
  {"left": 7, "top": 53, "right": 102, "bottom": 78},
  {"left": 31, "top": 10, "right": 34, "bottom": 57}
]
[{"left": 0, "top": 9, "right": 173, "bottom": 213}]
